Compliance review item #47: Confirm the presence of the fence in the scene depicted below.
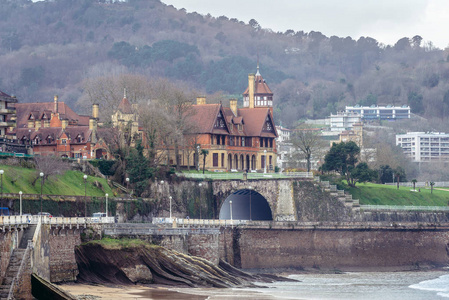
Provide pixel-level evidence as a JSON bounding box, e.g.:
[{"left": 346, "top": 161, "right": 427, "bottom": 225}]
[
  {"left": 0, "top": 215, "right": 115, "bottom": 226},
  {"left": 153, "top": 217, "right": 247, "bottom": 227},
  {"left": 360, "top": 205, "right": 449, "bottom": 212},
  {"left": 176, "top": 171, "right": 313, "bottom": 180},
  {"left": 385, "top": 182, "right": 449, "bottom": 188}
]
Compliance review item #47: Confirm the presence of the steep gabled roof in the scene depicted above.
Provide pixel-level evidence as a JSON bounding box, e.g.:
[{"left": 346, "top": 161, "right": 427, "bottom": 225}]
[
  {"left": 15, "top": 102, "right": 89, "bottom": 128},
  {"left": 237, "top": 107, "right": 277, "bottom": 137},
  {"left": 243, "top": 71, "right": 273, "bottom": 95},
  {"left": 117, "top": 96, "right": 133, "bottom": 114},
  {"left": 189, "top": 103, "right": 230, "bottom": 134}
]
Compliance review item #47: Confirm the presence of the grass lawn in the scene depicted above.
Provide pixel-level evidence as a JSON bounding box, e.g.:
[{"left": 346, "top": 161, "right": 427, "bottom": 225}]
[
  {"left": 348, "top": 182, "right": 449, "bottom": 206},
  {"left": 0, "top": 164, "right": 113, "bottom": 196}
]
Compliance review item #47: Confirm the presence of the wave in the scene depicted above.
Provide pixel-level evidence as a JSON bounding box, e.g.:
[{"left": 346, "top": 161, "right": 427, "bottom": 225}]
[{"left": 409, "top": 274, "right": 449, "bottom": 297}]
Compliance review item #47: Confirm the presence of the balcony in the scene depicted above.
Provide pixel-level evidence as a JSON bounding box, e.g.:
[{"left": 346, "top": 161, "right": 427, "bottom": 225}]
[
  {"left": 0, "top": 121, "right": 15, "bottom": 127},
  {"left": 0, "top": 108, "right": 16, "bottom": 114}
]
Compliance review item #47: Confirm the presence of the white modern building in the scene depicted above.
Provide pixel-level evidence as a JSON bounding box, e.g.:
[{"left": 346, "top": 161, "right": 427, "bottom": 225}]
[
  {"left": 325, "top": 111, "right": 362, "bottom": 132},
  {"left": 346, "top": 105, "right": 410, "bottom": 120},
  {"left": 396, "top": 132, "right": 449, "bottom": 162}
]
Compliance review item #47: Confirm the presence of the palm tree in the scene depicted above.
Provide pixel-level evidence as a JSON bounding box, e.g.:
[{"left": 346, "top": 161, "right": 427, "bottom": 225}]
[
  {"left": 411, "top": 179, "right": 417, "bottom": 191},
  {"left": 201, "top": 149, "right": 209, "bottom": 174}
]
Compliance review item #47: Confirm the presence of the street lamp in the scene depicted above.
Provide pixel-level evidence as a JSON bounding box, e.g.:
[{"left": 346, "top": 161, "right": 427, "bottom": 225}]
[
  {"left": 19, "top": 191, "right": 22, "bottom": 216},
  {"left": 105, "top": 193, "right": 108, "bottom": 217},
  {"left": 40, "top": 172, "right": 44, "bottom": 215},
  {"left": 248, "top": 186, "right": 252, "bottom": 221},
  {"left": 126, "top": 177, "right": 130, "bottom": 197},
  {"left": 196, "top": 145, "right": 200, "bottom": 171},
  {"left": 199, "top": 183, "right": 202, "bottom": 219},
  {"left": 83, "top": 174, "right": 87, "bottom": 217},
  {"left": 264, "top": 150, "right": 267, "bottom": 174},
  {"left": 229, "top": 200, "right": 233, "bottom": 224},
  {"left": 169, "top": 196, "right": 172, "bottom": 220},
  {"left": 0, "top": 169, "right": 3, "bottom": 216}
]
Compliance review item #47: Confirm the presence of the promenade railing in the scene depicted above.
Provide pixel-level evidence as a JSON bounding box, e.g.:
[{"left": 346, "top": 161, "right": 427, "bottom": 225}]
[
  {"left": 176, "top": 171, "right": 313, "bottom": 180},
  {"left": 360, "top": 205, "right": 449, "bottom": 212},
  {"left": 0, "top": 215, "right": 115, "bottom": 226}
]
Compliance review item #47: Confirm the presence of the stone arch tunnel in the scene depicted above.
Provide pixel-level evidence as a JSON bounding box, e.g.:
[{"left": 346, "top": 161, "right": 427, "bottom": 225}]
[{"left": 218, "top": 189, "right": 272, "bottom": 220}]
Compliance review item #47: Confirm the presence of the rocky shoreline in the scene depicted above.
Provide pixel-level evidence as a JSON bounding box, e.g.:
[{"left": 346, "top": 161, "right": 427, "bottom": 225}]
[{"left": 75, "top": 240, "right": 296, "bottom": 288}]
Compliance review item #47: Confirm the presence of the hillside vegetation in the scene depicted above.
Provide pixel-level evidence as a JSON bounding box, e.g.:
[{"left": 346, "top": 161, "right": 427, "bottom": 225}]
[
  {"left": 0, "top": 164, "right": 113, "bottom": 196},
  {"left": 349, "top": 183, "right": 449, "bottom": 206},
  {"left": 1, "top": 0, "right": 449, "bottom": 129}
]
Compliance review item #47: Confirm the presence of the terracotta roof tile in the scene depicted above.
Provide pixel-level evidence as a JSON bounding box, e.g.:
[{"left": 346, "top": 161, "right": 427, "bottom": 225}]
[
  {"left": 243, "top": 74, "right": 273, "bottom": 95},
  {"left": 15, "top": 102, "right": 89, "bottom": 128},
  {"left": 117, "top": 97, "right": 133, "bottom": 114}
]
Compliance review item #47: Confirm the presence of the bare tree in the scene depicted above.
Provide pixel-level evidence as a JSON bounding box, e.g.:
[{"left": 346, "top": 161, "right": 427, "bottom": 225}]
[
  {"left": 290, "top": 124, "right": 326, "bottom": 172},
  {"left": 33, "top": 156, "right": 70, "bottom": 185}
]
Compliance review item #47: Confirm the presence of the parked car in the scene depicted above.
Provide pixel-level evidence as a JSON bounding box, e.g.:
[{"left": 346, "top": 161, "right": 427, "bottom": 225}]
[
  {"left": 92, "top": 212, "right": 106, "bottom": 222},
  {"left": 37, "top": 212, "right": 52, "bottom": 218}
]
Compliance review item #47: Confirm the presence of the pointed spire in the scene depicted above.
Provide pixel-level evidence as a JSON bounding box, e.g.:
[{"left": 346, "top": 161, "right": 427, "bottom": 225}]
[
  {"left": 124, "top": 88, "right": 127, "bottom": 99},
  {"left": 256, "top": 59, "right": 260, "bottom": 76}
]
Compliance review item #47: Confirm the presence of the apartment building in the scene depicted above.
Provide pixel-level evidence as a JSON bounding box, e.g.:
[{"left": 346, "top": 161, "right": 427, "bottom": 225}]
[{"left": 396, "top": 132, "right": 449, "bottom": 162}]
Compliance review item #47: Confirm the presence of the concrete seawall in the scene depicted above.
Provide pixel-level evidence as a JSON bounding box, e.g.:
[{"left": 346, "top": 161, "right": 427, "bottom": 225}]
[{"left": 221, "top": 223, "right": 449, "bottom": 271}]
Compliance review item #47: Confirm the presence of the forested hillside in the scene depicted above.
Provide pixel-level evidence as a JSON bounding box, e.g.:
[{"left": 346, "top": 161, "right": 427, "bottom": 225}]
[{"left": 1, "top": 0, "right": 449, "bottom": 128}]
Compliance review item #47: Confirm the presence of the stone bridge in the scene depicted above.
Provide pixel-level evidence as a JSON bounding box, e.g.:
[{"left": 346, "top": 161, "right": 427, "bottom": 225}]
[{"left": 210, "top": 178, "right": 308, "bottom": 221}]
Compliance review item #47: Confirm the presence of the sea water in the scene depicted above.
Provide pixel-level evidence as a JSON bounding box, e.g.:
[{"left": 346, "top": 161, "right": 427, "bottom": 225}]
[{"left": 175, "top": 271, "right": 449, "bottom": 300}]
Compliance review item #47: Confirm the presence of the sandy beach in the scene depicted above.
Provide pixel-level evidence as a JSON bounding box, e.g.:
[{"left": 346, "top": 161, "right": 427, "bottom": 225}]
[
  {"left": 58, "top": 283, "right": 208, "bottom": 300},
  {"left": 58, "top": 283, "right": 281, "bottom": 300}
]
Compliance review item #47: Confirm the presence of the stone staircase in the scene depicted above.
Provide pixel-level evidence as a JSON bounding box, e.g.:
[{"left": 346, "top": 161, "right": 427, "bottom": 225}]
[
  {"left": 315, "top": 177, "right": 360, "bottom": 211},
  {"left": 0, "top": 225, "right": 36, "bottom": 300},
  {"left": 0, "top": 248, "right": 27, "bottom": 299}
]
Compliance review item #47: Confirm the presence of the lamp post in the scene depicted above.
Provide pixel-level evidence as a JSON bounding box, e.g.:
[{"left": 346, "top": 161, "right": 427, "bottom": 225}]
[
  {"left": 19, "top": 191, "right": 22, "bottom": 216},
  {"left": 264, "top": 150, "right": 267, "bottom": 174},
  {"left": 0, "top": 169, "right": 3, "bottom": 215},
  {"left": 248, "top": 186, "right": 252, "bottom": 221},
  {"left": 198, "top": 183, "right": 202, "bottom": 219},
  {"left": 126, "top": 177, "right": 130, "bottom": 197},
  {"left": 196, "top": 145, "right": 200, "bottom": 171},
  {"left": 229, "top": 200, "right": 233, "bottom": 224},
  {"left": 40, "top": 172, "right": 44, "bottom": 215},
  {"left": 169, "top": 196, "right": 172, "bottom": 220},
  {"left": 105, "top": 193, "right": 108, "bottom": 217},
  {"left": 83, "top": 174, "right": 87, "bottom": 217}
]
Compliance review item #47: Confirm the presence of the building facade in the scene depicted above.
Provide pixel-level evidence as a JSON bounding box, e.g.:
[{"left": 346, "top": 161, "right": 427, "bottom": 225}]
[
  {"left": 325, "top": 111, "right": 362, "bottom": 132},
  {"left": 346, "top": 105, "right": 410, "bottom": 120},
  {"left": 14, "top": 96, "right": 110, "bottom": 159},
  {"left": 167, "top": 68, "right": 278, "bottom": 172},
  {"left": 396, "top": 132, "right": 449, "bottom": 162}
]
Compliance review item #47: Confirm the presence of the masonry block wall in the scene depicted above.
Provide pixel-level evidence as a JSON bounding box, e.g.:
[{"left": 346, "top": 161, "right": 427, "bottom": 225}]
[
  {"left": 219, "top": 227, "right": 235, "bottom": 266},
  {"left": 187, "top": 234, "right": 220, "bottom": 264},
  {"left": 49, "top": 227, "right": 81, "bottom": 282},
  {"left": 234, "top": 228, "right": 449, "bottom": 271},
  {"left": 0, "top": 231, "right": 14, "bottom": 282}
]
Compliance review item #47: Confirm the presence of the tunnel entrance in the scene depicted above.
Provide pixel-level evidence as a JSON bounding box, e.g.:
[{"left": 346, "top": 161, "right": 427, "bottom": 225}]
[{"left": 219, "top": 189, "right": 273, "bottom": 221}]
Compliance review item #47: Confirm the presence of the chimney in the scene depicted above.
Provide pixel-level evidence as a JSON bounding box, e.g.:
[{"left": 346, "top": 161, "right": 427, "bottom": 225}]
[
  {"left": 89, "top": 118, "right": 97, "bottom": 131},
  {"left": 248, "top": 74, "right": 255, "bottom": 108},
  {"left": 62, "top": 119, "right": 68, "bottom": 129},
  {"left": 196, "top": 96, "right": 206, "bottom": 105},
  {"left": 230, "top": 99, "right": 238, "bottom": 116},
  {"left": 54, "top": 95, "right": 58, "bottom": 113},
  {"left": 92, "top": 103, "right": 99, "bottom": 119}
]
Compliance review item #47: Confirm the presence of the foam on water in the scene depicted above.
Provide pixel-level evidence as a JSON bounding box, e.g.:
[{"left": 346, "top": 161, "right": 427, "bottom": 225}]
[{"left": 409, "top": 274, "right": 449, "bottom": 298}]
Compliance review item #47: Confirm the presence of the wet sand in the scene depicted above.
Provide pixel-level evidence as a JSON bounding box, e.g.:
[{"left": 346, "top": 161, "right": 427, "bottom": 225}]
[
  {"left": 58, "top": 283, "right": 207, "bottom": 300},
  {"left": 58, "top": 283, "right": 280, "bottom": 300}
]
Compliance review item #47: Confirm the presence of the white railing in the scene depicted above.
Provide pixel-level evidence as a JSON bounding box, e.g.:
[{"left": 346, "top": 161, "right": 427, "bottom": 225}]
[
  {"left": 176, "top": 172, "right": 314, "bottom": 180},
  {"left": 152, "top": 217, "right": 248, "bottom": 227},
  {"left": 361, "top": 205, "right": 449, "bottom": 211},
  {"left": 0, "top": 215, "right": 115, "bottom": 226}
]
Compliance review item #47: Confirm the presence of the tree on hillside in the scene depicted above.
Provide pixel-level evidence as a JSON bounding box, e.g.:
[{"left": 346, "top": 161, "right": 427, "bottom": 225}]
[
  {"left": 321, "top": 141, "right": 360, "bottom": 187},
  {"left": 290, "top": 125, "right": 326, "bottom": 172},
  {"left": 33, "top": 156, "right": 70, "bottom": 185}
]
